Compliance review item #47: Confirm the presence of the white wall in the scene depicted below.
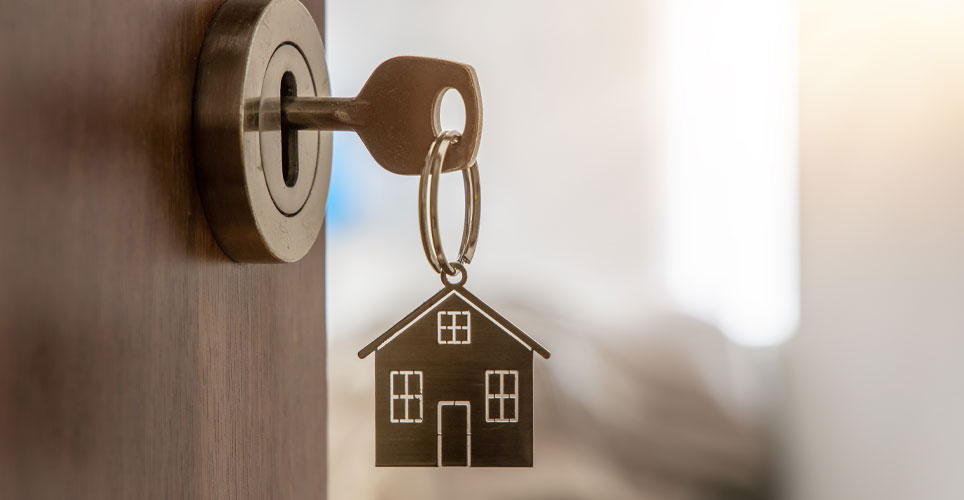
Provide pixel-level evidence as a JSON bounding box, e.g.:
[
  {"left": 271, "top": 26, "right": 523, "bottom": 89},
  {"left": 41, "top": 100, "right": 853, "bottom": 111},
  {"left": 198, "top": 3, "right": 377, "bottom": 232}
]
[
  {"left": 325, "top": 0, "right": 665, "bottom": 339},
  {"left": 787, "top": 1, "right": 964, "bottom": 498},
  {"left": 324, "top": 1, "right": 792, "bottom": 498}
]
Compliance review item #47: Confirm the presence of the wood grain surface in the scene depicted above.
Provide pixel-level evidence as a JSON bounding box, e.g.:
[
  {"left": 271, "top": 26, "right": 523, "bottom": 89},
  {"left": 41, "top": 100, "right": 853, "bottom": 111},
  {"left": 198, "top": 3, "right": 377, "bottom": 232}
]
[{"left": 0, "top": 1, "right": 328, "bottom": 498}]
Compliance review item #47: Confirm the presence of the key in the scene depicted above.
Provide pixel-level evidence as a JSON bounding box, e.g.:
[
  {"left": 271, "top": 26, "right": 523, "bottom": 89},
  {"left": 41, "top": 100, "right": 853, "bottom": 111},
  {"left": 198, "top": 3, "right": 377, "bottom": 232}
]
[{"left": 281, "top": 56, "right": 482, "bottom": 175}]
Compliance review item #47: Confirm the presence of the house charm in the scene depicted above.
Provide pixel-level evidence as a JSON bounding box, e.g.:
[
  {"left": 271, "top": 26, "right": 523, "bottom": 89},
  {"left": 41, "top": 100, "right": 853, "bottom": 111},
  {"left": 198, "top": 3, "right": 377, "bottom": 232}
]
[{"left": 358, "top": 283, "right": 551, "bottom": 467}]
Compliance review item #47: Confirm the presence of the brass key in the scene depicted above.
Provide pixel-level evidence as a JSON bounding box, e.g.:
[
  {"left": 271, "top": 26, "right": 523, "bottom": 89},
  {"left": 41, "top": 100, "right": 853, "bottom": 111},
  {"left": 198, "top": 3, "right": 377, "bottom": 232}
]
[
  {"left": 194, "top": 0, "right": 484, "bottom": 262},
  {"left": 280, "top": 56, "right": 482, "bottom": 175}
]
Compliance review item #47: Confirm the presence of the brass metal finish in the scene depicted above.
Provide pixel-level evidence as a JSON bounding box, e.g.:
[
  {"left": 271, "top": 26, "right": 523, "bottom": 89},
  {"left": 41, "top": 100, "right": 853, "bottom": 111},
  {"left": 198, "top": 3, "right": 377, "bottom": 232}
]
[
  {"left": 260, "top": 43, "right": 320, "bottom": 216},
  {"left": 357, "top": 282, "right": 550, "bottom": 467},
  {"left": 194, "top": 0, "right": 331, "bottom": 262},
  {"left": 195, "top": 0, "right": 483, "bottom": 263},
  {"left": 282, "top": 57, "right": 483, "bottom": 175},
  {"left": 418, "top": 132, "right": 481, "bottom": 276}
]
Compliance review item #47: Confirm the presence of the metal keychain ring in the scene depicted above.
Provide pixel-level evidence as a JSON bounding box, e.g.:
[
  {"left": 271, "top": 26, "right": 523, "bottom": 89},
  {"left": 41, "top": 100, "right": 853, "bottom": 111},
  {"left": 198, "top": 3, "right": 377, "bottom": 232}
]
[
  {"left": 440, "top": 262, "right": 468, "bottom": 287},
  {"left": 418, "top": 131, "right": 481, "bottom": 276}
]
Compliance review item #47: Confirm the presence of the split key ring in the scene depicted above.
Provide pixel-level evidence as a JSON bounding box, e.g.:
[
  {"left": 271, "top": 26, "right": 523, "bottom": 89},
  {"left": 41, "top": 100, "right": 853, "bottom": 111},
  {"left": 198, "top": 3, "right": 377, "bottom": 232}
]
[{"left": 418, "top": 131, "right": 481, "bottom": 277}]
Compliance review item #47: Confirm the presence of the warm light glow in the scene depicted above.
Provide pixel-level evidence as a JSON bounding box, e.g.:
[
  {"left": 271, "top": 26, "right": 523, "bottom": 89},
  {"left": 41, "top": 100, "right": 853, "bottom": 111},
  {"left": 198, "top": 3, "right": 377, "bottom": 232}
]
[{"left": 662, "top": 0, "right": 799, "bottom": 346}]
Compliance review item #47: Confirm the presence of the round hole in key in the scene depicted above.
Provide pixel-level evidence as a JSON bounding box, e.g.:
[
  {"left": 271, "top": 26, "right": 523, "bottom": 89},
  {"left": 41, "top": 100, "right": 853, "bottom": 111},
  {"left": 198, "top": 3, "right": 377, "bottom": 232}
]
[{"left": 435, "top": 88, "right": 466, "bottom": 134}]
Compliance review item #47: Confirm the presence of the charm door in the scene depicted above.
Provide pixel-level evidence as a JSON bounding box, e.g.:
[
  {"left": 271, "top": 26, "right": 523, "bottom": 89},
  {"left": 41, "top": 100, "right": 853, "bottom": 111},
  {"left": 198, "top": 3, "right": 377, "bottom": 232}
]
[{"left": 438, "top": 401, "right": 471, "bottom": 466}]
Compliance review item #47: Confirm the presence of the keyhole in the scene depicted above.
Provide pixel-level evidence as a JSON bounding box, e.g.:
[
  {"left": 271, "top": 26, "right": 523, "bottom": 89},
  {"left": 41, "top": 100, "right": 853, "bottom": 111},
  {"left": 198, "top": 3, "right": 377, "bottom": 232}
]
[{"left": 280, "top": 71, "right": 299, "bottom": 188}]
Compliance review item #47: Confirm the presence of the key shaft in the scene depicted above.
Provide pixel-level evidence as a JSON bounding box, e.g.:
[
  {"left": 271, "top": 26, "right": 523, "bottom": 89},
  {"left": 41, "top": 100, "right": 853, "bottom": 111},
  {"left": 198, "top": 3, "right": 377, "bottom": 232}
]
[
  {"left": 268, "top": 56, "right": 482, "bottom": 175},
  {"left": 281, "top": 97, "right": 371, "bottom": 131}
]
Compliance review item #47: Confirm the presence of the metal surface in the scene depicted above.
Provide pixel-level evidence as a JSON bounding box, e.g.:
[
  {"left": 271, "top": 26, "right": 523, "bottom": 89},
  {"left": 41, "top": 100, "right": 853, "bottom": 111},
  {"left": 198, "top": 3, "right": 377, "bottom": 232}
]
[
  {"left": 194, "top": 0, "right": 331, "bottom": 262},
  {"left": 441, "top": 262, "right": 468, "bottom": 288},
  {"left": 195, "top": 0, "right": 483, "bottom": 263},
  {"left": 358, "top": 282, "right": 550, "bottom": 467},
  {"left": 260, "top": 43, "right": 320, "bottom": 216},
  {"left": 282, "top": 57, "right": 483, "bottom": 175},
  {"left": 418, "top": 131, "right": 481, "bottom": 275}
]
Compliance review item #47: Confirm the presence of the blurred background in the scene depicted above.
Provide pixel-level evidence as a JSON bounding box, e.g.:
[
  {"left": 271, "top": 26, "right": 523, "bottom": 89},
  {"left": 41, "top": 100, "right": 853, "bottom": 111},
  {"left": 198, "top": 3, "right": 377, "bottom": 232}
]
[{"left": 323, "top": 0, "right": 964, "bottom": 499}]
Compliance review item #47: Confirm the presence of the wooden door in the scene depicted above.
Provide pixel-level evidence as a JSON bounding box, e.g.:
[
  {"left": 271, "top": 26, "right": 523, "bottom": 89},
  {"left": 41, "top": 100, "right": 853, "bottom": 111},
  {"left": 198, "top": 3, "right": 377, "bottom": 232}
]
[{"left": 0, "top": 1, "right": 328, "bottom": 498}]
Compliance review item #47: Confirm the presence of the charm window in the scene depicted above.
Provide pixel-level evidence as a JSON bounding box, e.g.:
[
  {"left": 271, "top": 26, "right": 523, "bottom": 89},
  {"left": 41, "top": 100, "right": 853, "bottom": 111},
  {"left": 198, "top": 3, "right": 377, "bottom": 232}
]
[
  {"left": 437, "top": 310, "right": 471, "bottom": 344},
  {"left": 485, "top": 370, "right": 519, "bottom": 423},
  {"left": 390, "top": 370, "right": 423, "bottom": 423}
]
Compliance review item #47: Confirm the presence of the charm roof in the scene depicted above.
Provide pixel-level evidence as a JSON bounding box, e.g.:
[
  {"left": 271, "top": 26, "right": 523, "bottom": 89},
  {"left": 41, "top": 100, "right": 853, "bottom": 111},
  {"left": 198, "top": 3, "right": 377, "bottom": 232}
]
[{"left": 358, "top": 285, "right": 551, "bottom": 359}]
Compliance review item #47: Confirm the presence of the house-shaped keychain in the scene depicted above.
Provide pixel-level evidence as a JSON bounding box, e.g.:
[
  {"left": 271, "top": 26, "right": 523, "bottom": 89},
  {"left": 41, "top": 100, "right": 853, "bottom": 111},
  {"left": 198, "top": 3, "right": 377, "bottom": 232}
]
[{"left": 358, "top": 284, "right": 550, "bottom": 467}]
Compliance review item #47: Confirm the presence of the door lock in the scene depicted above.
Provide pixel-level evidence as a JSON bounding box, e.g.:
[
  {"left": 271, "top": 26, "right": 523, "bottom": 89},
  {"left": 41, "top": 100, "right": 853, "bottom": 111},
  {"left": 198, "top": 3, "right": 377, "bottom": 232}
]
[{"left": 194, "top": 0, "right": 482, "bottom": 263}]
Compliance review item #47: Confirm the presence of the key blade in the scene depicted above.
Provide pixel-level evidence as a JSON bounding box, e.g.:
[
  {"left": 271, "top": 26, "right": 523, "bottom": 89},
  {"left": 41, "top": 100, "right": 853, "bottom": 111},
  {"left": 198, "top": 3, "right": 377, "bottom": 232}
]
[{"left": 355, "top": 57, "right": 482, "bottom": 175}]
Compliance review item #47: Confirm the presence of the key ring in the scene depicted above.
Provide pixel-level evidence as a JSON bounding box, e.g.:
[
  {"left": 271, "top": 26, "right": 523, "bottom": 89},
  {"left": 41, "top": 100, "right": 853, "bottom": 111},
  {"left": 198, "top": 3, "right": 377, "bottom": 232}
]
[{"left": 418, "top": 130, "right": 481, "bottom": 276}]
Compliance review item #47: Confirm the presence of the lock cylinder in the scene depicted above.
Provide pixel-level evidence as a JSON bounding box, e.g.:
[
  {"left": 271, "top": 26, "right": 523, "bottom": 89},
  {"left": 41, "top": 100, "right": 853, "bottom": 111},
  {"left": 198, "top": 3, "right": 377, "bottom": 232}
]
[
  {"left": 194, "top": 0, "right": 331, "bottom": 263},
  {"left": 194, "top": 0, "right": 482, "bottom": 263}
]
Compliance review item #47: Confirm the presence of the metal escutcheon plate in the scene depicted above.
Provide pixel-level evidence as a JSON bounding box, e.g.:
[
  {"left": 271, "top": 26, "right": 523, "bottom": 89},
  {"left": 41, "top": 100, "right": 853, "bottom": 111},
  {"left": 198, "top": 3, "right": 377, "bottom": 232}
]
[{"left": 194, "top": 0, "right": 331, "bottom": 263}]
